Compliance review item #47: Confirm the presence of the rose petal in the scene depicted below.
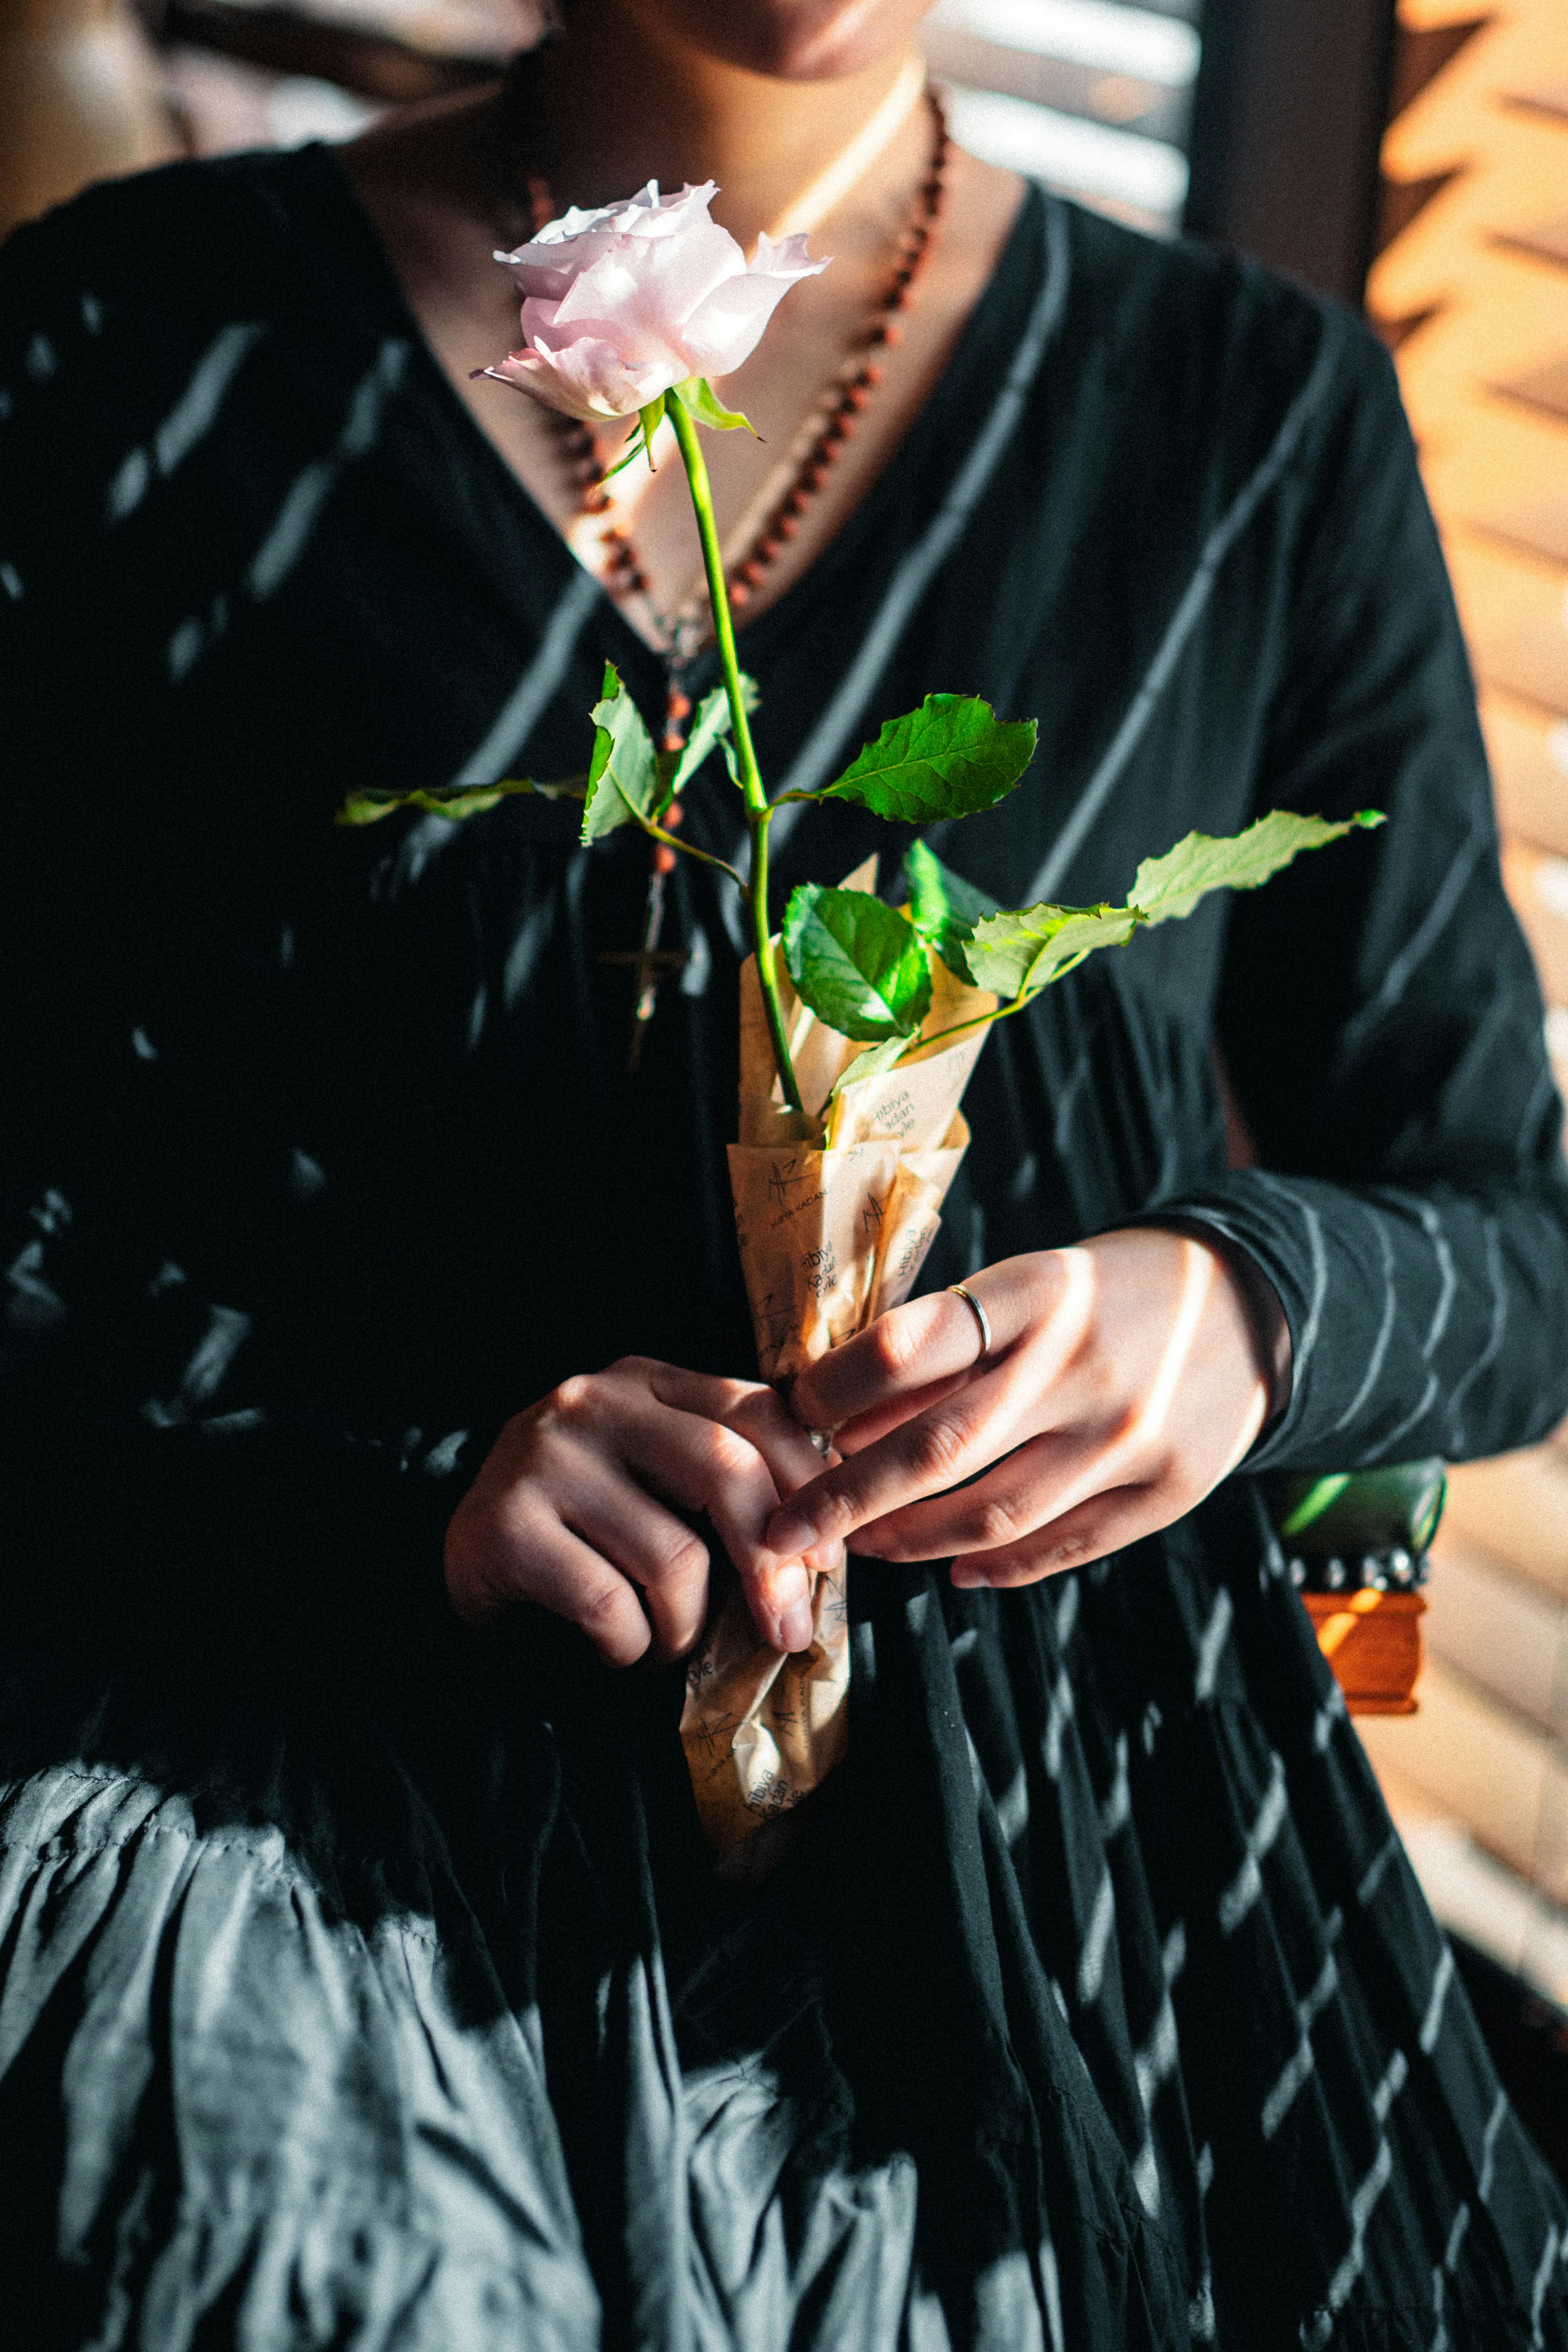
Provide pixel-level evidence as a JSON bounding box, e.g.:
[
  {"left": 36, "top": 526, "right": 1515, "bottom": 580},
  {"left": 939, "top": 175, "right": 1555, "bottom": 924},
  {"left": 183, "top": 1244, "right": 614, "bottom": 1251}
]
[
  {"left": 505, "top": 327, "right": 678, "bottom": 419},
  {"left": 483, "top": 351, "right": 625, "bottom": 422},
  {"left": 751, "top": 229, "right": 822, "bottom": 276},
  {"left": 483, "top": 179, "right": 824, "bottom": 423},
  {"left": 560, "top": 211, "right": 744, "bottom": 312},
  {"left": 480, "top": 352, "right": 601, "bottom": 420},
  {"left": 525, "top": 303, "right": 688, "bottom": 394},
  {"left": 497, "top": 182, "right": 725, "bottom": 294},
  {"left": 678, "top": 246, "right": 829, "bottom": 378}
]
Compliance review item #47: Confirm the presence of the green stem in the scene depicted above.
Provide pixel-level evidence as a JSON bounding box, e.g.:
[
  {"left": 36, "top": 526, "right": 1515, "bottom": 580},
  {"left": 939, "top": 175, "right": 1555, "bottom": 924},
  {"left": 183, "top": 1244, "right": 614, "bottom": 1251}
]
[
  {"left": 891, "top": 978, "right": 1056, "bottom": 1064},
  {"left": 668, "top": 394, "right": 802, "bottom": 1113},
  {"left": 882, "top": 941, "right": 1109, "bottom": 1070},
  {"left": 636, "top": 813, "right": 747, "bottom": 891}
]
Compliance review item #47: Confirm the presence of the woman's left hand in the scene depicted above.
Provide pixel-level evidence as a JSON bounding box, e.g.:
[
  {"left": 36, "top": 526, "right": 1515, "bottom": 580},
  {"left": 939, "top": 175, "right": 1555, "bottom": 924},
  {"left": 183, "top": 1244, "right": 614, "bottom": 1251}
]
[{"left": 763, "top": 1229, "right": 1281, "bottom": 1586}]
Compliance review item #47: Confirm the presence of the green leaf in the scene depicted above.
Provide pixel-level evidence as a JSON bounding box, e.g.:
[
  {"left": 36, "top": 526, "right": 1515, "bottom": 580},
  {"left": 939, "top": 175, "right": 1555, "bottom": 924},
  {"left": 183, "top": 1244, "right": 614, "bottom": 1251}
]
[
  {"left": 782, "top": 886, "right": 933, "bottom": 1043},
  {"left": 338, "top": 788, "right": 496, "bottom": 827},
  {"left": 502, "top": 775, "right": 589, "bottom": 802},
  {"left": 598, "top": 441, "right": 642, "bottom": 483},
  {"left": 672, "top": 376, "right": 759, "bottom": 435},
  {"left": 1129, "top": 809, "right": 1385, "bottom": 926},
  {"left": 334, "top": 775, "right": 587, "bottom": 828},
  {"left": 581, "top": 662, "right": 661, "bottom": 842},
  {"left": 811, "top": 695, "right": 1037, "bottom": 825},
  {"left": 904, "top": 839, "right": 1000, "bottom": 982},
  {"left": 961, "top": 807, "right": 1386, "bottom": 1001},
  {"left": 964, "top": 902, "right": 1143, "bottom": 998},
  {"left": 827, "top": 1033, "right": 911, "bottom": 1100},
  {"left": 595, "top": 397, "right": 668, "bottom": 485},
  {"left": 666, "top": 678, "right": 759, "bottom": 801}
]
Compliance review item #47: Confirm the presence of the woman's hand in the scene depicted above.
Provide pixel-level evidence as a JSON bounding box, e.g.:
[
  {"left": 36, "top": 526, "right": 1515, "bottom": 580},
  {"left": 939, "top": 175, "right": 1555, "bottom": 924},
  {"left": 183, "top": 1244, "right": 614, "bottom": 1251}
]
[
  {"left": 763, "top": 1229, "right": 1283, "bottom": 1586},
  {"left": 444, "top": 1358, "right": 838, "bottom": 1666}
]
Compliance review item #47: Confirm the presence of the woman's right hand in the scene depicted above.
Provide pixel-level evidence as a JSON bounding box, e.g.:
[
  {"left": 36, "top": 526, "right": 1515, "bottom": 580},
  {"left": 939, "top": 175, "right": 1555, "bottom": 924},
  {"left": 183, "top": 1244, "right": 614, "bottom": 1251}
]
[{"left": 443, "top": 1357, "right": 836, "bottom": 1667}]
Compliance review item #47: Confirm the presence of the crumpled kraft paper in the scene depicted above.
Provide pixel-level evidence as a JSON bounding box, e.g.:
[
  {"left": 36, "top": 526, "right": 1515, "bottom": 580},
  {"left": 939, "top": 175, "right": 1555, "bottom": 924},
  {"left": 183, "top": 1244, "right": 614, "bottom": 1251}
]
[
  {"left": 678, "top": 1552, "right": 851, "bottom": 1860},
  {"left": 679, "top": 861, "right": 996, "bottom": 1856}
]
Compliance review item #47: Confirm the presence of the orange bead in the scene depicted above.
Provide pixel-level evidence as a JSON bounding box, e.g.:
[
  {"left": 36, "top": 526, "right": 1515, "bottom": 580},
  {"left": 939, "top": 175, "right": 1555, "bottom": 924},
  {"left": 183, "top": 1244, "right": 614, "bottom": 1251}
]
[
  {"left": 668, "top": 690, "right": 693, "bottom": 721},
  {"left": 664, "top": 800, "right": 684, "bottom": 829},
  {"left": 653, "top": 844, "right": 677, "bottom": 874}
]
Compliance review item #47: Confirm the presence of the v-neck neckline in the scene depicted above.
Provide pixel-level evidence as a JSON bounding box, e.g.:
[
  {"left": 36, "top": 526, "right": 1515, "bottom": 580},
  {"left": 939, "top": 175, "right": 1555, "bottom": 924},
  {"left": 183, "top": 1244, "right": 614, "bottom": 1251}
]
[{"left": 294, "top": 143, "right": 1049, "bottom": 693}]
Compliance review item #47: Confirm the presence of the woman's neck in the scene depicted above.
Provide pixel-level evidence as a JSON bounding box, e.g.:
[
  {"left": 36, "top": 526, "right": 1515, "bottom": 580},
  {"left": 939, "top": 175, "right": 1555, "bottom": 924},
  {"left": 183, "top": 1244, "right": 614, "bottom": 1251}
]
[{"left": 521, "top": 1, "right": 922, "bottom": 248}]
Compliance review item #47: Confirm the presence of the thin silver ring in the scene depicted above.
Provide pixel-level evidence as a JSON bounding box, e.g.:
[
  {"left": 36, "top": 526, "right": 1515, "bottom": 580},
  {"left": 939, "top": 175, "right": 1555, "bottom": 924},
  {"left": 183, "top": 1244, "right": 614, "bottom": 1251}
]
[{"left": 948, "top": 1283, "right": 993, "bottom": 1365}]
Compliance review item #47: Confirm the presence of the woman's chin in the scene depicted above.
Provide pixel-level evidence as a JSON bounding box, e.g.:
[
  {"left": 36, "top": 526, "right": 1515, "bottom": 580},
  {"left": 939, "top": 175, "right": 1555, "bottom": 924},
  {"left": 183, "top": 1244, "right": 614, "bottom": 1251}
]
[{"left": 618, "top": 0, "right": 934, "bottom": 82}]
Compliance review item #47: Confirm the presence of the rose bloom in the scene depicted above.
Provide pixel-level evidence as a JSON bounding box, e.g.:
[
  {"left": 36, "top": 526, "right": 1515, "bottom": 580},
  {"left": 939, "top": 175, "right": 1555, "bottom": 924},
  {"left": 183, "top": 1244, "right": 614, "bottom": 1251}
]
[{"left": 482, "top": 180, "right": 827, "bottom": 423}]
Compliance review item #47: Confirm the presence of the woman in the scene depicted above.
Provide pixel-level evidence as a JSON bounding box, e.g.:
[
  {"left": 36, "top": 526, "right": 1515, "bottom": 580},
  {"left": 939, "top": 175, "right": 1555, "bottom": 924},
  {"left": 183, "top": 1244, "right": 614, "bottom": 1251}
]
[{"left": 2, "top": 0, "right": 1566, "bottom": 2343}]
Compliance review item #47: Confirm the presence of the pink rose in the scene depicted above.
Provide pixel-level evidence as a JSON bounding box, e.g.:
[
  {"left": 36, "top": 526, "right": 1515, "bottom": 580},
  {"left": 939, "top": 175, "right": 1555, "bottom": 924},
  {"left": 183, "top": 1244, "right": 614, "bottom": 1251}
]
[{"left": 483, "top": 180, "right": 826, "bottom": 423}]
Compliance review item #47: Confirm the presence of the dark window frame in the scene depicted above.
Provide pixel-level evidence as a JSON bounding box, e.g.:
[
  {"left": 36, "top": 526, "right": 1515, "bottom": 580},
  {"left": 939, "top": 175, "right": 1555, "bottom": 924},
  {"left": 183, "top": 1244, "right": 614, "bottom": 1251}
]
[{"left": 1185, "top": 0, "right": 1399, "bottom": 305}]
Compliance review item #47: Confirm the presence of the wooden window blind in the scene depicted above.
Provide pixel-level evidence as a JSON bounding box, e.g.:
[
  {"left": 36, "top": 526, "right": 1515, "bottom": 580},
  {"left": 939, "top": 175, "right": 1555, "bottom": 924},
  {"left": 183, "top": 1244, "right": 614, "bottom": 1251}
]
[{"left": 1352, "top": 0, "right": 1568, "bottom": 2018}]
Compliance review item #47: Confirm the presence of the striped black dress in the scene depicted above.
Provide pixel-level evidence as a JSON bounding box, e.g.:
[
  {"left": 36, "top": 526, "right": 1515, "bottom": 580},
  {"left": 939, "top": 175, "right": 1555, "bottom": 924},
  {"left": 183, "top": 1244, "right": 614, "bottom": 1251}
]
[{"left": 3, "top": 147, "right": 1568, "bottom": 2352}]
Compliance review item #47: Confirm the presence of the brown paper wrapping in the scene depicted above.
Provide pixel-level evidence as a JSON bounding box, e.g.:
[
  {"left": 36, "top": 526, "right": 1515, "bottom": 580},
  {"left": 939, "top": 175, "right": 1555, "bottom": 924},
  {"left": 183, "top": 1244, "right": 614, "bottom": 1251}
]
[
  {"left": 678, "top": 1556, "right": 851, "bottom": 1859},
  {"left": 679, "top": 862, "right": 996, "bottom": 1855}
]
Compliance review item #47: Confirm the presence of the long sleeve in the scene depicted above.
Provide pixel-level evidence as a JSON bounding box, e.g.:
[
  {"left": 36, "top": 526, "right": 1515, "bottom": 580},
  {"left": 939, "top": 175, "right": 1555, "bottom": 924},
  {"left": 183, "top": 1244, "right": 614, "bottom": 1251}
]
[
  {"left": 0, "top": 182, "right": 475, "bottom": 1641},
  {"left": 1150, "top": 326, "right": 1568, "bottom": 1470}
]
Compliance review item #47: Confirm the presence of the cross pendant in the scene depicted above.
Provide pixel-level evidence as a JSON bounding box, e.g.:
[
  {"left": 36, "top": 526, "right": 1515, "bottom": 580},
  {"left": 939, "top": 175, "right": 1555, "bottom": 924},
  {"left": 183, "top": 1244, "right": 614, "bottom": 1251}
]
[
  {"left": 595, "top": 669, "right": 697, "bottom": 1069},
  {"left": 598, "top": 867, "right": 689, "bottom": 1070}
]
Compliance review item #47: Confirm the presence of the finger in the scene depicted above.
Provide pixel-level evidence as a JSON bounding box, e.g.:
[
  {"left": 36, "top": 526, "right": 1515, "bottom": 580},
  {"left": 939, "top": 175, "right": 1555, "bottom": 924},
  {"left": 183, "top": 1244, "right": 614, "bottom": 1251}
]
[
  {"left": 788, "top": 1258, "right": 1075, "bottom": 1435},
  {"left": 450, "top": 1504, "right": 654, "bottom": 1666},
  {"left": 829, "top": 1367, "right": 972, "bottom": 1455},
  {"left": 713, "top": 1387, "right": 846, "bottom": 1580},
  {"left": 765, "top": 1352, "right": 1047, "bottom": 1558},
  {"left": 949, "top": 1481, "right": 1170, "bottom": 1588},
  {"left": 784, "top": 1286, "right": 1001, "bottom": 1435},
  {"left": 851, "top": 1424, "right": 1148, "bottom": 1562},
  {"left": 557, "top": 1474, "right": 712, "bottom": 1662},
  {"left": 646, "top": 1363, "right": 833, "bottom": 1501},
  {"left": 612, "top": 1394, "right": 816, "bottom": 1651}
]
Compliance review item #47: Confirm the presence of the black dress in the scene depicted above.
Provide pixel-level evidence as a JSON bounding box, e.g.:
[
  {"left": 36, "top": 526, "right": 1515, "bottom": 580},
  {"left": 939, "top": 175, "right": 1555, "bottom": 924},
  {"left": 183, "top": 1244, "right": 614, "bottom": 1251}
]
[{"left": 2, "top": 146, "right": 1567, "bottom": 2352}]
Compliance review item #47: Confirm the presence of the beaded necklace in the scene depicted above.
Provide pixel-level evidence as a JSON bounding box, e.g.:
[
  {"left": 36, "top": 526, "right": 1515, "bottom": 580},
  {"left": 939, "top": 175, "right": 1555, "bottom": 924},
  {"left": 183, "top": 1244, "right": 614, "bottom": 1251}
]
[{"left": 506, "top": 88, "right": 952, "bottom": 1061}]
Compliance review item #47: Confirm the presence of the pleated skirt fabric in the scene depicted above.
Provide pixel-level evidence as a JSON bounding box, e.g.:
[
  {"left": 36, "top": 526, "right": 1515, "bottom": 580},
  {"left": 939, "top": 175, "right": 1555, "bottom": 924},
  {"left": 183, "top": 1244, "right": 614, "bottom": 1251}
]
[{"left": 2, "top": 1483, "right": 1563, "bottom": 2350}]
